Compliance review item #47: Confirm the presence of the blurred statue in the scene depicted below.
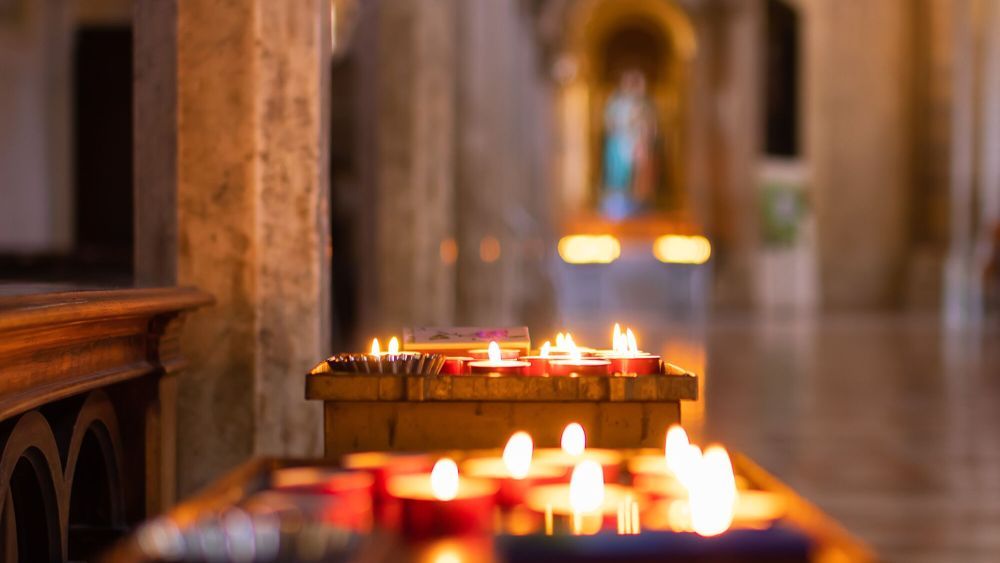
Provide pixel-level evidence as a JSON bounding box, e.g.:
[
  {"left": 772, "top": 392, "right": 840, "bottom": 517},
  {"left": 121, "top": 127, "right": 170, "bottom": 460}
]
[{"left": 601, "top": 70, "right": 658, "bottom": 219}]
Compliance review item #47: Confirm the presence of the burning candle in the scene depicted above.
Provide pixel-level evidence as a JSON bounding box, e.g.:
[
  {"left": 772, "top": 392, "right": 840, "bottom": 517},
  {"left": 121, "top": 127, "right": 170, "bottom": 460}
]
[
  {"left": 468, "top": 341, "right": 531, "bottom": 375},
  {"left": 519, "top": 341, "right": 555, "bottom": 376},
  {"left": 534, "top": 423, "right": 622, "bottom": 481},
  {"left": 462, "top": 431, "right": 564, "bottom": 508},
  {"left": 342, "top": 451, "right": 433, "bottom": 529},
  {"left": 598, "top": 325, "right": 661, "bottom": 375},
  {"left": 525, "top": 460, "right": 637, "bottom": 535},
  {"left": 629, "top": 424, "right": 691, "bottom": 499},
  {"left": 546, "top": 341, "right": 610, "bottom": 376},
  {"left": 469, "top": 347, "right": 522, "bottom": 360},
  {"left": 387, "top": 457, "right": 498, "bottom": 540}
]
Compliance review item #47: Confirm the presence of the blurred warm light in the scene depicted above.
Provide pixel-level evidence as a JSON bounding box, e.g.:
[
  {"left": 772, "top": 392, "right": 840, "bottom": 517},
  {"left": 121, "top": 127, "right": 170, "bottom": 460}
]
[
  {"left": 569, "top": 460, "right": 605, "bottom": 513},
  {"left": 626, "top": 328, "right": 638, "bottom": 353},
  {"left": 540, "top": 341, "right": 552, "bottom": 357},
  {"left": 487, "top": 341, "right": 502, "bottom": 363},
  {"left": 617, "top": 495, "right": 641, "bottom": 535},
  {"left": 370, "top": 338, "right": 380, "bottom": 355},
  {"left": 330, "top": 1, "right": 338, "bottom": 51},
  {"left": 561, "top": 423, "right": 586, "bottom": 456},
  {"left": 673, "top": 444, "right": 703, "bottom": 491},
  {"left": 388, "top": 336, "right": 400, "bottom": 355},
  {"left": 439, "top": 237, "right": 458, "bottom": 265},
  {"left": 555, "top": 332, "right": 566, "bottom": 348},
  {"left": 688, "top": 446, "right": 737, "bottom": 537},
  {"left": 664, "top": 425, "right": 690, "bottom": 476},
  {"left": 479, "top": 236, "right": 501, "bottom": 263},
  {"left": 652, "top": 235, "right": 711, "bottom": 264},
  {"left": 612, "top": 323, "right": 622, "bottom": 351},
  {"left": 611, "top": 324, "right": 640, "bottom": 354},
  {"left": 503, "top": 431, "right": 534, "bottom": 479},
  {"left": 558, "top": 234, "right": 621, "bottom": 264},
  {"left": 431, "top": 458, "right": 460, "bottom": 501}
]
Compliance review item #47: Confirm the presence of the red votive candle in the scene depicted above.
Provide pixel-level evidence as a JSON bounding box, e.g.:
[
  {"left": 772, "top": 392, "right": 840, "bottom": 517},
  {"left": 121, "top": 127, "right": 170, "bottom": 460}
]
[
  {"left": 387, "top": 460, "right": 498, "bottom": 541},
  {"left": 442, "top": 356, "right": 474, "bottom": 375},
  {"left": 342, "top": 452, "right": 433, "bottom": 529},
  {"left": 519, "top": 356, "right": 549, "bottom": 376},
  {"left": 606, "top": 354, "right": 661, "bottom": 375},
  {"left": 469, "top": 348, "right": 522, "bottom": 360},
  {"left": 269, "top": 467, "right": 374, "bottom": 531},
  {"left": 534, "top": 448, "right": 623, "bottom": 482},
  {"left": 461, "top": 457, "right": 565, "bottom": 508},
  {"left": 546, "top": 358, "right": 611, "bottom": 376},
  {"left": 468, "top": 359, "right": 531, "bottom": 375}
]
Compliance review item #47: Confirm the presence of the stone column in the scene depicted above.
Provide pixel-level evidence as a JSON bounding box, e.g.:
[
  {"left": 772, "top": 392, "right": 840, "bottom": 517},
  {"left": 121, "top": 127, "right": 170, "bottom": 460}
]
[
  {"left": 804, "top": 0, "right": 913, "bottom": 308},
  {"left": 455, "top": 0, "right": 556, "bottom": 329},
  {"left": 370, "top": 0, "right": 458, "bottom": 331},
  {"left": 135, "top": 0, "right": 331, "bottom": 496}
]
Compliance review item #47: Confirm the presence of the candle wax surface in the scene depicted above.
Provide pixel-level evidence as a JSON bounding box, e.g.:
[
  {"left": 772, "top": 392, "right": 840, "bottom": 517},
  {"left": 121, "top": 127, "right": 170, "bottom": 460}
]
[
  {"left": 387, "top": 474, "right": 498, "bottom": 500},
  {"left": 524, "top": 483, "right": 637, "bottom": 516}
]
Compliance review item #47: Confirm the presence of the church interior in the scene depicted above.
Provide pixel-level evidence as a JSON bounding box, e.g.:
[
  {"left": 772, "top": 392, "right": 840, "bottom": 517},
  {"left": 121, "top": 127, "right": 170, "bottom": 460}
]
[{"left": 1, "top": 0, "right": 999, "bottom": 561}]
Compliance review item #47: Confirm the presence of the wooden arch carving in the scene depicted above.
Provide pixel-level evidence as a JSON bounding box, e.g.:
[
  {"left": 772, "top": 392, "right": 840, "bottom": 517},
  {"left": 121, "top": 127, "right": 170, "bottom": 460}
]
[
  {"left": 0, "top": 411, "right": 66, "bottom": 562},
  {"left": 62, "top": 391, "right": 126, "bottom": 560}
]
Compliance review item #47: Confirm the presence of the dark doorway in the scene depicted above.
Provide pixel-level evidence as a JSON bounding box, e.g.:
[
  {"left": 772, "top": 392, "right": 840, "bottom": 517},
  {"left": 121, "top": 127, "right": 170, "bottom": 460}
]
[{"left": 73, "top": 26, "right": 134, "bottom": 276}]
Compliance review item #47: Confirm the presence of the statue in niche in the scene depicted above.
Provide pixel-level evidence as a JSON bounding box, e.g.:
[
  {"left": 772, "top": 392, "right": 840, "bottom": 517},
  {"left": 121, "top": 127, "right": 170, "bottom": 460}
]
[{"left": 600, "top": 70, "right": 659, "bottom": 219}]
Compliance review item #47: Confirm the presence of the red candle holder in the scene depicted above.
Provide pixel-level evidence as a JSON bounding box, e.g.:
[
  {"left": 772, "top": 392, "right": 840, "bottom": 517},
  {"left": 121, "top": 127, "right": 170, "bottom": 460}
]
[
  {"left": 386, "top": 474, "right": 499, "bottom": 541},
  {"left": 546, "top": 358, "right": 611, "bottom": 377},
  {"left": 461, "top": 457, "right": 566, "bottom": 508},
  {"left": 469, "top": 348, "right": 522, "bottom": 360},
  {"left": 606, "top": 355, "right": 661, "bottom": 375},
  {"left": 442, "top": 356, "right": 474, "bottom": 375},
  {"left": 519, "top": 356, "right": 549, "bottom": 376},
  {"left": 269, "top": 467, "right": 374, "bottom": 531},
  {"left": 341, "top": 452, "right": 434, "bottom": 529},
  {"left": 533, "top": 448, "right": 623, "bottom": 482},
  {"left": 468, "top": 359, "right": 531, "bottom": 375}
]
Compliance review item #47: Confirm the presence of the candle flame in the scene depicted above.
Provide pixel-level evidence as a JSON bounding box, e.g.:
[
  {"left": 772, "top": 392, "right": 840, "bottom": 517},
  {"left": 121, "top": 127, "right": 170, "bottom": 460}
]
[
  {"left": 688, "top": 445, "right": 737, "bottom": 537},
  {"left": 556, "top": 332, "right": 566, "bottom": 348},
  {"left": 626, "top": 328, "right": 638, "bottom": 354},
  {"left": 665, "top": 424, "right": 690, "bottom": 475},
  {"left": 430, "top": 458, "right": 460, "bottom": 501},
  {"left": 503, "top": 431, "right": 533, "bottom": 480},
  {"left": 487, "top": 341, "right": 502, "bottom": 363},
  {"left": 561, "top": 422, "right": 586, "bottom": 456},
  {"left": 540, "top": 341, "right": 552, "bottom": 358},
  {"left": 370, "top": 338, "right": 381, "bottom": 355},
  {"left": 613, "top": 323, "right": 622, "bottom": 349},
  {"left": 569, "top": 460, "right": 605, "bottom": 513},
  {"left": 388, "top": 336, "right": 400, "bottom": 355}
]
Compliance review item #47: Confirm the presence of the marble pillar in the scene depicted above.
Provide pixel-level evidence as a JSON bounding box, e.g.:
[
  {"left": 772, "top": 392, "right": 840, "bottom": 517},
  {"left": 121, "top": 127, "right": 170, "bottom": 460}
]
[
  {"left": 805, "top": 0, "right": 913, "bottom": 308},
  {"left": 135, "top": 0, "right": 331, "bottom": 496}
]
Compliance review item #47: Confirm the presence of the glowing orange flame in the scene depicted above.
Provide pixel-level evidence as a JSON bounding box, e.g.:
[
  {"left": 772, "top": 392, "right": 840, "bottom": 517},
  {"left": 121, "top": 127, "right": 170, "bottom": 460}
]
[
  {"left": 370, "top": 338, "right": 381, "bottom": 355},
  {"left": 688, "top": 446, "right": 737, "bottom": 537},
  {"left": 430, "top": 458, "right": 460, "bottom": 501},
  {"left": 569, "top": 460, "right": 605, "bottom": 513},
  {"left": 665, "top": 424, "right": 690, "bottom": 476},
  {"left": 388, "top": 336, "right": 400, "bottom": 355},
  {"left": 503, "top": 431, "right": 533, "bottom": 480},
  {"left": 487, "top": 341, "right": 502, "bottom": 363},
  {"left": 561, "top": 423, "right": 586, "bottom": 456},
  {"left": 540, "top": 341, "right": 552, "bottom": 358}
]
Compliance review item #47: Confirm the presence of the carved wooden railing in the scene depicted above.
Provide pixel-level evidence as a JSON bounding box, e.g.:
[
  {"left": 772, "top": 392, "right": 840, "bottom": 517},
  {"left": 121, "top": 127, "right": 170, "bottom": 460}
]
[{"left": 0, "top": 287, "right": 211, "bottom": 562}]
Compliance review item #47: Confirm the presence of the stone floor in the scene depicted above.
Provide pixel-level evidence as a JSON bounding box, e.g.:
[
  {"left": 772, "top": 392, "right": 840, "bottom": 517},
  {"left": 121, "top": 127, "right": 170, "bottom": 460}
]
[{"left": 571, "top": 313, "right": 1000, "bottom": 563}]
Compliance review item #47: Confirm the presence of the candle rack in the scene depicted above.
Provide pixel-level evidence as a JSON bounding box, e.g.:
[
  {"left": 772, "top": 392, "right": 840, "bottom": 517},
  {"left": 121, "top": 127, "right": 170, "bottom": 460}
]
[
  {"left": 105, "top": 451, "right": 875, "bottom": 563},
  {"left": 306, "top": 362, "right": 698, "bottom": 458}
]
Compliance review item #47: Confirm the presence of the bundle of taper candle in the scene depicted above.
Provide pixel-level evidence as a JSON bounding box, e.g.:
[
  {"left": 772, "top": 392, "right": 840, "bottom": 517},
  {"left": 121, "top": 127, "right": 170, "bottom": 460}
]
[
  {"left": 317, "top": 324, "right": 680, "bottom": 377},
  {"left": 134, "top": 424, "right": 811, "bottom": 563}
]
